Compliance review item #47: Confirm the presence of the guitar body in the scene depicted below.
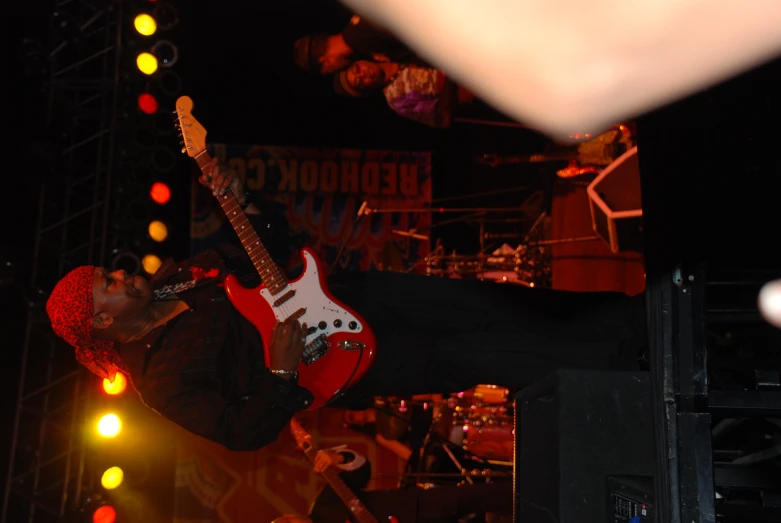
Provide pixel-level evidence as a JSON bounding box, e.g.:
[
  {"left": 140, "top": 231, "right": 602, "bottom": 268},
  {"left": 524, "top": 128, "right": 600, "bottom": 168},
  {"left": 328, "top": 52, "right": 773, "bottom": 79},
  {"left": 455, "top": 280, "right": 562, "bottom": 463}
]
[{"left": 224, "top": 247, "right": 377, "bottom": 409}]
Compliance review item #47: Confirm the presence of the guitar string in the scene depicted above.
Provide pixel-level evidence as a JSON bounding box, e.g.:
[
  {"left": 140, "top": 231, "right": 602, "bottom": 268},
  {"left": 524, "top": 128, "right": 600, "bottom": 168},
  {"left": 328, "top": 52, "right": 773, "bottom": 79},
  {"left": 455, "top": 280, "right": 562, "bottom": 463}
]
[
  {"left": 227, "top": 196, "right": 307, "bottom": 337},
  {"left": 201, "top": 161, "right": 313, "bottom": 340}
]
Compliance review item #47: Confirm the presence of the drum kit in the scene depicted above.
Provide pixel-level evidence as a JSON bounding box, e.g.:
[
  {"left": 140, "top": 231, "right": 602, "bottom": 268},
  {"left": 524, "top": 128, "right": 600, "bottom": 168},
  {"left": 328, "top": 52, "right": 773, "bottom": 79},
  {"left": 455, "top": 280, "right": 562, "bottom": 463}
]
[
  {"left": 375, "top": 383, "right": 516, "bottom": 487},
  {"left": 447, "top": 384, "right": 514, "bottom": 464},
  {"left": 367, "top": 193, "right": 554, "bottom": 288},
  {"left": 422, "top": 243, "right": 551, "bottom": 289}
]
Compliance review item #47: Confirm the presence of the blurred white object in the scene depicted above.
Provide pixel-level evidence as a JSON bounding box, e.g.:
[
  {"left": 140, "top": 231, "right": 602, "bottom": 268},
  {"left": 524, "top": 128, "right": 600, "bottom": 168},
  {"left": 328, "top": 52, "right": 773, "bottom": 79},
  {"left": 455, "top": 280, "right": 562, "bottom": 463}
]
[
  {"left": 342, "top": 0, "right": 781, "bottom": 138},
  {"left": 758, "top": 279, "right": 781, "bottom": 329}
]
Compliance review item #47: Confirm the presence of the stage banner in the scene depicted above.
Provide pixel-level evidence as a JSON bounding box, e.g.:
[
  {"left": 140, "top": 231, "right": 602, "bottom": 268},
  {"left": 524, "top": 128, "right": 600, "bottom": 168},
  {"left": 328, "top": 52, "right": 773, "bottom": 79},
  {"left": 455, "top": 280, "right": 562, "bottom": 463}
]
[
  {"left": 176, "top": 144, "right": 432, "bottom": 522},
  {"left": 190, "top": 144, "right": 433, "bottom": 275}
]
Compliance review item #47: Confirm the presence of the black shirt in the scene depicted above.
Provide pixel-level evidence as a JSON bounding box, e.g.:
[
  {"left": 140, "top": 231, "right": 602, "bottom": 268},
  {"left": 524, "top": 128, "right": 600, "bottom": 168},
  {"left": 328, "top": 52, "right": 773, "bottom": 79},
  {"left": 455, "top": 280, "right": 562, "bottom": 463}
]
[{"left": 119, "top": 217, "right": 313, "bottom": 451}]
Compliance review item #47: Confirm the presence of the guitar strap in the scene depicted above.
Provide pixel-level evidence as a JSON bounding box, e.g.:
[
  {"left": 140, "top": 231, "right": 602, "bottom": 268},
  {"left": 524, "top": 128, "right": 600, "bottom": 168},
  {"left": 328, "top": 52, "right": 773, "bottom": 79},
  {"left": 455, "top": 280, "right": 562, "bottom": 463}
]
[
  {"left": 153, "top": 279, "right": 199, "bottom": 300},
  {"left": 152, "top": 264, "right": 224, "bottom": 301}
]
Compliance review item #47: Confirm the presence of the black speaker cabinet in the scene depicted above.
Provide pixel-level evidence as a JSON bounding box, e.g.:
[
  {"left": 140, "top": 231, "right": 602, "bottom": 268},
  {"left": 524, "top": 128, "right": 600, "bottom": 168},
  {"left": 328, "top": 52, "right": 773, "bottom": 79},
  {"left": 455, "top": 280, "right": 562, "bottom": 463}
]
[
  {"left": 513, "top": 369, "right": 653, "bottom": 523},
  {"left": 587, "top": 146, "right": 644, "bottom": 253}
]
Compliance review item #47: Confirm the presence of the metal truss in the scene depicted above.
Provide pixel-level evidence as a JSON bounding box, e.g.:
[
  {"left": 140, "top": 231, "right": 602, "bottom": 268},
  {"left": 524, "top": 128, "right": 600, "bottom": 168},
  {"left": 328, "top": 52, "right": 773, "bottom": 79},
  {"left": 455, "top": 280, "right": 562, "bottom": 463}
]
[
  {"left": 639, "top": 56, "right": 781, "bottom": 523},
  {"left": 3, "top": 2, "right": 128, "bottom": 521}
]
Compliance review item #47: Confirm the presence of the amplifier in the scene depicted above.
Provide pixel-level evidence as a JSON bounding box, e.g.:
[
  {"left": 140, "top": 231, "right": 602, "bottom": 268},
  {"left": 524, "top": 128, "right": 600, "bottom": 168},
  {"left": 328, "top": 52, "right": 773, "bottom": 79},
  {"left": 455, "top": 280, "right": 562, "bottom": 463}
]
[
  {"left": 608, "top": 475, "right": 654, "bottom": 523},
  {"left": 513, "top": 369, "right": 654, "bottom": 523}
]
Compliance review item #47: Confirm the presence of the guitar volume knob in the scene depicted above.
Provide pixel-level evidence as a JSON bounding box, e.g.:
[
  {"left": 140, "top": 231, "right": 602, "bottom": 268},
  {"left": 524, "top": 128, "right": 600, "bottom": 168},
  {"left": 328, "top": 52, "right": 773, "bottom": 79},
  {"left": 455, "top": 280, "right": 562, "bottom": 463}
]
[
  {"left": 333, "top": 319, "right": 342, "bottom": 328},
  {"left": 348, "top": 321, "right": 357, "bottom": 330}
]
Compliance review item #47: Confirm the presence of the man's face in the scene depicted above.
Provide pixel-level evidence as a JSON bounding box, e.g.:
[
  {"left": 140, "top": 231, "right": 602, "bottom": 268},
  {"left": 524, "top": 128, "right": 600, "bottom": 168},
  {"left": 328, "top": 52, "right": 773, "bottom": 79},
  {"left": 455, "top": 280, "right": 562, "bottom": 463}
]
[
  {"left": 346, "top": 61, "right": 386, "bottom": 90},
  {"left": 92, "top": 268, "right": 152, "bottom": 325}
]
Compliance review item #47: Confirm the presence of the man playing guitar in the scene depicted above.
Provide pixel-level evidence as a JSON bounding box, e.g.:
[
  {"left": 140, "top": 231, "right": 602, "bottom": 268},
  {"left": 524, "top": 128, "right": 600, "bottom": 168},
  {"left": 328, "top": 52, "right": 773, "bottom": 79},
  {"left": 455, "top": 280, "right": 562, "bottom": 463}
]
[{"left": 45, "top": 119, "right": 648, "bottom": 452}]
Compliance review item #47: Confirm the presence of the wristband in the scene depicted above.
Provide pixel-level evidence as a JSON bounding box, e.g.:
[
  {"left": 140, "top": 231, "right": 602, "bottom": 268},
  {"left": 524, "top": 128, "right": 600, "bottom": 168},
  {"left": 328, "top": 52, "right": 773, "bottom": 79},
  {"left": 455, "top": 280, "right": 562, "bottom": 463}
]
[{"left": 270, "top": 368, "right": 299, "bottom": 380}]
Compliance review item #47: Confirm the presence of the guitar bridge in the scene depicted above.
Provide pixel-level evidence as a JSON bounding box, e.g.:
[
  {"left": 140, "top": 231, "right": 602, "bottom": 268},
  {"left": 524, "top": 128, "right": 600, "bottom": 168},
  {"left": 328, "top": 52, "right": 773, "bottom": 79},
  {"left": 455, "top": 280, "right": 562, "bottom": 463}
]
[{"left": 302, "top": 334, "right": 329, "bottom": 366}]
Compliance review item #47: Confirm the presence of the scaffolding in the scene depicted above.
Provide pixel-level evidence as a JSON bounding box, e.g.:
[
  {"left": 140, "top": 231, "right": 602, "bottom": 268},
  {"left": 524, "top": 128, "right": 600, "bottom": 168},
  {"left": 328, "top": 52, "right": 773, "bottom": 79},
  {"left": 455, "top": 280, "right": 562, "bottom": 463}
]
[{"left": 3, "top": 1, "right": 127, "bottom": 521}]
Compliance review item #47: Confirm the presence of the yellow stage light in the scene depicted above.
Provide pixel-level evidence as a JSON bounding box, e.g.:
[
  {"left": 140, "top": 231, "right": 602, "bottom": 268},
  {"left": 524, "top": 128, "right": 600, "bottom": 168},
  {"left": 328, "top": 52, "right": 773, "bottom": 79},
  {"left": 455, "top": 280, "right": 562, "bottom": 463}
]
[
  {"left": 97, "top": 414, "right": 122, "bottom": 438},
  {"left": 134, "top": 13, "right": 157, "bottom": 36},
  {"left": 101, "top": 466, "right": 124, "bottom": 490},
  {"left": 136, "top": 52, "right": 158, "bottom": 75},
  {"left": 142, "top": 254, "right": 162, "bottom": 275},
  {"left": 148, "top": 220, "right": 168, "bottom": 242},
  {"left": 102, "top": 372, "right": 127, "bottom": 395}
]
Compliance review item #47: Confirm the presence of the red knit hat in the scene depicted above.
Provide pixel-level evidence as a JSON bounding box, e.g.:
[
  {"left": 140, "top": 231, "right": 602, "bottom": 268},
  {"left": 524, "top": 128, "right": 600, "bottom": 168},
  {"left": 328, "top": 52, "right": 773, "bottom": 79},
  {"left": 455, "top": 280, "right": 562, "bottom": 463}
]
[{"left": 46, "top": 266, "right": 127, "bottom": 381}]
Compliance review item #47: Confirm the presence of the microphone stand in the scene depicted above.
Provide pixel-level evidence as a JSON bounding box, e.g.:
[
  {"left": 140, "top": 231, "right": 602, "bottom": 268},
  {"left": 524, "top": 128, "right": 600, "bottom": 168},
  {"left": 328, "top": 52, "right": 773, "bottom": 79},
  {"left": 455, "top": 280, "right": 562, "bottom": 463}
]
[{"left": 330, "top": 200, "right": 368, "bottom": 275}]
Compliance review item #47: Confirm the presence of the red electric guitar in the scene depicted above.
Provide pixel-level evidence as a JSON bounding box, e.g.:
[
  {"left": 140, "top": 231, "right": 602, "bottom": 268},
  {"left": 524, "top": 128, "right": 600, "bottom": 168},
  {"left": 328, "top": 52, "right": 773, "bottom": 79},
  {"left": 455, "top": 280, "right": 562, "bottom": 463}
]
[
  {"left": 289, "top": 417, "right": 398, "bottom": 523},
  {"left": 174, "top": 96, "right": 377, "bottom": 409}
]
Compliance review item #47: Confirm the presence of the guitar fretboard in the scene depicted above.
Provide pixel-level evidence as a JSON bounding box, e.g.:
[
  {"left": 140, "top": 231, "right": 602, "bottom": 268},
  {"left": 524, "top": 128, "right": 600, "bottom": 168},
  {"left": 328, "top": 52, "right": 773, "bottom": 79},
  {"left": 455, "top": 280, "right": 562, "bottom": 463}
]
[{"left": 193, "top": 151, "right": 288, "bottom": 295}]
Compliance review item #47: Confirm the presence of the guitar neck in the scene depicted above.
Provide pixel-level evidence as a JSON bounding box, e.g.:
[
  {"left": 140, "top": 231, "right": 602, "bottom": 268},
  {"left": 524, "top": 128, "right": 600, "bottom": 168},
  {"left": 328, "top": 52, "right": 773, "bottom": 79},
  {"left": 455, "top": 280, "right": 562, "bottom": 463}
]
[
  {"left": 302, "top": 447, "right": 380, "bottom": 523},
  {"left": 192, "top": 150, "right": 288, "bottom": 295}
]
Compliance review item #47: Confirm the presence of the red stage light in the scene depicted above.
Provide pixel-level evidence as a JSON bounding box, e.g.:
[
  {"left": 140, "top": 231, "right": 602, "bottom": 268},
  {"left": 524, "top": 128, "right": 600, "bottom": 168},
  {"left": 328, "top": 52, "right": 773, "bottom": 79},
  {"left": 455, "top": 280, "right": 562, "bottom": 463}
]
[
  {"left": 150, "top": 181, "right": 170, "bottom": 204},
  {"left": 92, "top": 505, "right": 116, "bottom": 523},
  {"left": 138, "top": 93, "right": 158, "bottom": 114}
]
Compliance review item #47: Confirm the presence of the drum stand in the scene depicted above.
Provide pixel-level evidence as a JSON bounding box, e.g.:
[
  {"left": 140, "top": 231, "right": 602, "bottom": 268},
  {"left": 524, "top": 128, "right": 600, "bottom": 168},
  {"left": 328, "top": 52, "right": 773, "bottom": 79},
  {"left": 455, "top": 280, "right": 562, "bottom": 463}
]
[
  {"left": 441, "top": 441, "right": 476, "bottom": 485},
  {"left": 373, "top": 401, "right": 513, "bottom": 489}
]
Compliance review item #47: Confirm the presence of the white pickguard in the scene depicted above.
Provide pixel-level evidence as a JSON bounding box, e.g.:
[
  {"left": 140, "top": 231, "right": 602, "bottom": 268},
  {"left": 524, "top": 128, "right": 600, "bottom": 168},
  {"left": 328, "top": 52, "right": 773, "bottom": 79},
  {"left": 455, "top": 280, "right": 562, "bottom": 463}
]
[{"left": 258, "top": 250, "right": 364, "bottom": 342}]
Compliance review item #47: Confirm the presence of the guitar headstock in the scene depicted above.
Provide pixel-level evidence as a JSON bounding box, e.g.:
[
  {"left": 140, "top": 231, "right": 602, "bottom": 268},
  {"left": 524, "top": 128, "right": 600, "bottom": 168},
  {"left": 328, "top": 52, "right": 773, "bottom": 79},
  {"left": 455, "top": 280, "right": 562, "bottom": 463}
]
[
  {"left": 289, "top": 417, "right": 313, "bottom": 451},
  {"left": 174, "top": 96, "right": 208, "bottom": 158}
]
